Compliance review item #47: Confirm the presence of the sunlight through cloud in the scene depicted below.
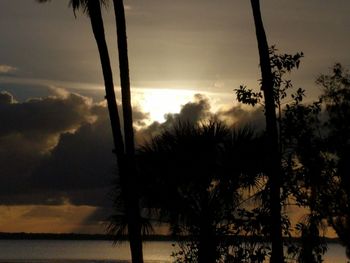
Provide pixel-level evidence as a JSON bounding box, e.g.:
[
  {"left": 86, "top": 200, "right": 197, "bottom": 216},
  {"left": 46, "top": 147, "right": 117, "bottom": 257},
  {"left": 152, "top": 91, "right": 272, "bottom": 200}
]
[{"left": 133, "top": 88, "right": 197, "bottom": 123}]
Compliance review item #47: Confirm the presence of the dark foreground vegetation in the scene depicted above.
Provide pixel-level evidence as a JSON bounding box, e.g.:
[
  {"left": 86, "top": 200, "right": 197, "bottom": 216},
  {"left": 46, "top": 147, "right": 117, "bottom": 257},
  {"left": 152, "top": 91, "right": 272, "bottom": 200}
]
[{"left": 109, "top": 60, "right": 350, "bottom": 263}]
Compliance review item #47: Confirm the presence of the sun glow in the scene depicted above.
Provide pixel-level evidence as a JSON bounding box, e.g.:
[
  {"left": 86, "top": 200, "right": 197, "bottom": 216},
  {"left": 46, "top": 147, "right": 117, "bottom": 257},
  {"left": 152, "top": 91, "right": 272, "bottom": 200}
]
[{"left": 133, "top": 88, "right": 197, "bottom": 123}]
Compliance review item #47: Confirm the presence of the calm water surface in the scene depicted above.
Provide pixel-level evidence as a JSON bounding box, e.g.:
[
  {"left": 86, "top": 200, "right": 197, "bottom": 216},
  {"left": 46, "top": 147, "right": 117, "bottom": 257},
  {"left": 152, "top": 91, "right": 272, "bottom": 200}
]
[
  {"left": 0, "top": 240, "right": 172, "bottom": 262},
  {"left": 0, "top": 240, "right": 347, "bottom": 262}
]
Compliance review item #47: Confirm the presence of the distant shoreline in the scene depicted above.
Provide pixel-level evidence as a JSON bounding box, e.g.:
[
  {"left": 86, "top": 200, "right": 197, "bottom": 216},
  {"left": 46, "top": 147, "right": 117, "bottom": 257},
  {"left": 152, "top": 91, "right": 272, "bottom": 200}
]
[
  {"left": 0, "top": 232, "right": 342, "bottom": 244},
  {"left": 0, "top": 232, "right": 172, "bottom": 241}
]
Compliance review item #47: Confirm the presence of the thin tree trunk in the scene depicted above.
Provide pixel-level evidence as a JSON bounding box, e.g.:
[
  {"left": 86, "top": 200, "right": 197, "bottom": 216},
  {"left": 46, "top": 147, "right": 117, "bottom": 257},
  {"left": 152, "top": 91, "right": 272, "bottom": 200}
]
[
  {"left": 87, "top": 2, "right": 139, "bottom": 261},
  {"left": 112, "top": 0, "right": 144, "bottom": 262},
  {"left": 198, "top": 196, "right": 216, "bottom": 263},
  {"left": 87, "top": 0, "right": 124, "bottom": 162},
  {"left": 250, "top": 1, "right": 284, "bottom": 262}
]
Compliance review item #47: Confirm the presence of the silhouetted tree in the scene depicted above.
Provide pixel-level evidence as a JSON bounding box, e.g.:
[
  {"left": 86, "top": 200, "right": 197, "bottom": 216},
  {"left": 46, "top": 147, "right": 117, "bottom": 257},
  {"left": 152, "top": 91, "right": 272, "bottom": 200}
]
[
  {"left": 111, "top": 0, "right": 143, "bottom": 261},
  {"left": 235, "top": 46, "right": 309, "bottom": 262},
  {"left": 281, "top": 64, "right": 350, "bottom": 261},
  {"left": 138, "top": 121, "right": 267, "bottom": 262},
  {"left": 316, "top": 63, "right": 350, "bottom": 258},
  {"left": 36, "top": 1, "right": 143, "bottom": 262},
  {"left": 281, "top": 80, "right": 328, "bottom": 263},
  {"left": 250, "top": 1, "right": 284, "bottom": 262}
]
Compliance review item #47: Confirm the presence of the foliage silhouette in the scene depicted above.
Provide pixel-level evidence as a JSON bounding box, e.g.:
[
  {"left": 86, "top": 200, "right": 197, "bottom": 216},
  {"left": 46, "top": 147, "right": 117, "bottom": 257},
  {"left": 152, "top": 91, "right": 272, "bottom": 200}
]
[
  {"left": 137, "top": 120, "right": 271, "bottom": 262},
  {"left": 235, "top": 47, "right": 331, "bottom": 262},
  {"left": 280, "top": 69, "right": 327, "bottom": 263},
  {"left": 311, "top": 64, "right": 350, "bottom": 259},
  {"left": 277, "top": 64, "right": 350, "bottom": 261}
]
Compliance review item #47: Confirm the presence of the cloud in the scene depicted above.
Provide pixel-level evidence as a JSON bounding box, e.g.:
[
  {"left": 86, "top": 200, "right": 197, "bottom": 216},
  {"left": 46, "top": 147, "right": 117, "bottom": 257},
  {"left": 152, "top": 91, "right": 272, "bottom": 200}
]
[
  {"left": 175, "top": 93, "right": 211, "bottom": 123},
  {"left": 135, "top": 93, "right": 265, "bottom": 143},
  {"left": 0, "top": 91, "right": 15, "bottom": 104},
  {"left": 0, "top": 88, "right": 94, "bottom": 152},
  {"left": 0, "top": 83, "right": 53, "bottom": 102},
  {"left": 217, "top": 104, "right": 265, "bottom": 131},
  {"left": 0, "top": 87, "right": 151, "bottom": 207},
  {"left": 30, "top": 106, "right": 116, "bottom": 206},
  {"left": 0, "top": 89, "right": 97, "bottom": 204},
  {"left": 30, "top": 101, "right": 150, "bottom": 207},
  {"left": 0, "top": 64, "right": 17, "bottom": 75},
  {"left": 0, "top": 90, "right": 213, "bottom": 206},
  {"left": 136, "top": 93, "right": 213, "bottom": 142},
  {"left": 0, "top": 88, "right": 264, "bottom": 209}
]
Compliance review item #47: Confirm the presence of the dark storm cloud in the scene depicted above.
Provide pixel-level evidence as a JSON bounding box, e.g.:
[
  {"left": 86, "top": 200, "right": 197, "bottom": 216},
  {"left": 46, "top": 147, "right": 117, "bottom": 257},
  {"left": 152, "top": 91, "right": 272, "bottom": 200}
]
[
  {"left": 0, "top": 88, "right": 150, "bottom": 206},
  {"left": 217, "top": 105, "right": 265, "bottom": 131},
  {"left": 0, "top": 89, "right": 265, "bottom": 207},
  {"left": 0, "top": 89, "right": 96, "bottom": 203},
  {"left": 30, "top": 106, "right": 116, "bottom": 207},
  {"left": 29, "top": 101, "right": 148, "bottom": 207},
  {"left": 29, "top": 101, "right": 149, "bottom": 206},
  {"left": 0, "top": 91, "right": 215, "bottom": 206},
  {"left": 0, "top": 89, "right": 93, "bottom": 136},
  {"left": 0, "top": 91, "right": 15, "bottom": 104},
  {"left": 163, "top": 93, "right": 212, "bottom": 126},
  {"left": 175, "top": 94, "right": 211, "bottom": 123}
]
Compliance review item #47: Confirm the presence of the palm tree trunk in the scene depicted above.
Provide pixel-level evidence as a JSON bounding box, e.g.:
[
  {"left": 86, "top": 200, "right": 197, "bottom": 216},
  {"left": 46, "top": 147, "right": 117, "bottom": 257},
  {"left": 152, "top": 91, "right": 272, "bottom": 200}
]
[
  {"left": 112, "top": 0, "right": 144, "bottom": 262},
  {"left": 250, "top": 1, "right": 284, "bottom": 262},
  {"left": 87, "top": 2, "right": 140, "bottom": 261},
  {"left": 39, "top": 0, "right": 141, "bottom": 261},
  {"left": 87, "top": 0, "right": 124, "bottom": 162}
]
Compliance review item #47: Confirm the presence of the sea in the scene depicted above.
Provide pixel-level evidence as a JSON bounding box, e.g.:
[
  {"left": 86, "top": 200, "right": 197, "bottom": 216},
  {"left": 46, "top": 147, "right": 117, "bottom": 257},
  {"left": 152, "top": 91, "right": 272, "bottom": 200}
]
[{"left": 0, "top": 240, "right": 347, "bottom": 262}]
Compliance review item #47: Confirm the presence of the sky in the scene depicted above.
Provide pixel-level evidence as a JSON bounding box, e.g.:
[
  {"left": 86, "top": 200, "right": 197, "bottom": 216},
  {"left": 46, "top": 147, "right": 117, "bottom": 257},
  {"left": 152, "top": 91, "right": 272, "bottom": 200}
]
[{"left": 0, "top": 0, "right": 350, "bottom": 234}]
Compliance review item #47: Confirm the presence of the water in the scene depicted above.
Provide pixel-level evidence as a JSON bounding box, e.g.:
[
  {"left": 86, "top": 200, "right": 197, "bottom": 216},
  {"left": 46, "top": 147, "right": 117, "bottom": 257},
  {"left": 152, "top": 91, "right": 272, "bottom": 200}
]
[
  {"left": 324, "top": 244, "right": 348, "bottom": 263},
  {"left": 0, "top": 240, "right": 347, "bottom": 262},
  {"left": 0, "top": 240, "right": 172, "bottom": 262}
]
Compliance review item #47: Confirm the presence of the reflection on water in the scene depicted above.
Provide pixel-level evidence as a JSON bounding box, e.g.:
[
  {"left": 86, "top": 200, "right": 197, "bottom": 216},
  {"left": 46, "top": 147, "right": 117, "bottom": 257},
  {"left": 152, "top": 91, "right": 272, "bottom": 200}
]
[
  {"left": 0, "top": 240, "right": 347, "bottom": 263},
  {"left": 0, "top": 240, "right": 172, "bottom": 262}
]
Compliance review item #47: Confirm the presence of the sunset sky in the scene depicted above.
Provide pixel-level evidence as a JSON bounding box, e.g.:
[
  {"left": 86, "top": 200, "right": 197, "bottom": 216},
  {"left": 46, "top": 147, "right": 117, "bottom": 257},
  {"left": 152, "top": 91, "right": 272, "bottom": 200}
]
[{"left": 0, "top": 0, "right": 350, "bottom": 234}]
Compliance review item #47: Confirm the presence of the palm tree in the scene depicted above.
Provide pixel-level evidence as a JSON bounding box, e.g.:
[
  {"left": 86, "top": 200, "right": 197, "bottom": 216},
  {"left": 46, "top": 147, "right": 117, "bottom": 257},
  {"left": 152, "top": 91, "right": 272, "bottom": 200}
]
[
  {"left": 137, "top": 121, "right": 266, "bottom": 262},
  {"left": 112, "top": 0, "right": 133, "bottom": 154},
  {"left": 111, "top": 0, "right": 143, "bottom": 261},
  {"left": 250, "top": 1, "right": 284, "bottom": 262},
  {"left": 36, "top": 1, "right": 143, "bottom": 262}
]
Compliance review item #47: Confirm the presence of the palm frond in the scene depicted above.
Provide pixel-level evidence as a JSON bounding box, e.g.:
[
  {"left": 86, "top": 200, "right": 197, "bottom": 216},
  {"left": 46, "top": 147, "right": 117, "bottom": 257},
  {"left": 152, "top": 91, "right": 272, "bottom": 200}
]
[
  {"left": 68, "top": 0, "right": 109, "bottom": 17},
  {"left": 106, "top": 214, "right": 128, "bottom": 243},
  {"left": 106, "top": 214, "right": 154, "bottom": 244}
]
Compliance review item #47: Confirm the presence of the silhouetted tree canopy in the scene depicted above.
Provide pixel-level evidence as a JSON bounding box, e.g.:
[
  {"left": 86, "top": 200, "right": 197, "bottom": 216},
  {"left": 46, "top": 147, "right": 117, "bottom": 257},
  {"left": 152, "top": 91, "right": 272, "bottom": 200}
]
[{"left": 137, "top": 120, "right": 270, "bottom": 262}]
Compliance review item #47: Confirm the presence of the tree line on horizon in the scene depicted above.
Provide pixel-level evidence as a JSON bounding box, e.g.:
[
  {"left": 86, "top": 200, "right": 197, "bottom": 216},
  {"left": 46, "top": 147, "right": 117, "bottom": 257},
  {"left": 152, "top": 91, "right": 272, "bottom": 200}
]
[{"left": 35, "top": 0, "right": 350, "bottom": 263}]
